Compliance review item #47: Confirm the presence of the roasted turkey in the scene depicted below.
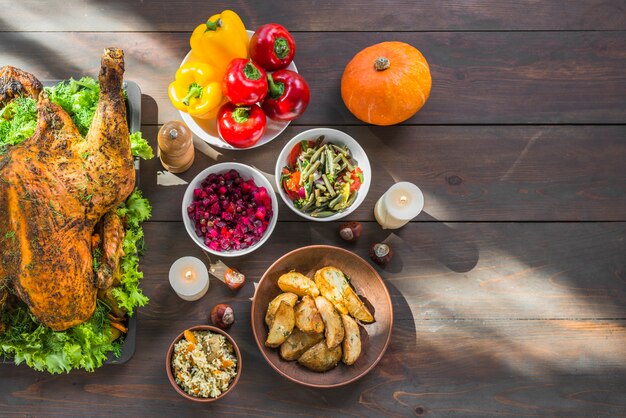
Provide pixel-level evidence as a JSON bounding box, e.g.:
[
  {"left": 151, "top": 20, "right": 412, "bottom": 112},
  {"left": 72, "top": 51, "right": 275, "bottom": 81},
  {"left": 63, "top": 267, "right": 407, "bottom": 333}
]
[{"left": 0, "top": 48, "right": 135, "bottom": 331}]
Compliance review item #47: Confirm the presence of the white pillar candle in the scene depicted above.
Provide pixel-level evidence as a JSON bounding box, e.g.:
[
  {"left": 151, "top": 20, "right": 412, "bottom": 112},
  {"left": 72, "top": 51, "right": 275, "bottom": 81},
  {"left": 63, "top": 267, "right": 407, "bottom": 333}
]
[
  {"left": 374, "top": 182, "right": 424, "bottom": 229},
  {"left": 169, "top": 256, "right": 210, "bottom": 301}
]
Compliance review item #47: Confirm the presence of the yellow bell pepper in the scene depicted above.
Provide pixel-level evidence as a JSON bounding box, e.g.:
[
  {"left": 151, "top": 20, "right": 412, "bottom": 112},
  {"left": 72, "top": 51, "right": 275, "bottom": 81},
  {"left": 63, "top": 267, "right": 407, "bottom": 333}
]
[
  {"left": 190, "top": 10, "right": 249, "bottom": 73},
  {"left": 168, "top": 62, "right": 223, "bottom": 119}
]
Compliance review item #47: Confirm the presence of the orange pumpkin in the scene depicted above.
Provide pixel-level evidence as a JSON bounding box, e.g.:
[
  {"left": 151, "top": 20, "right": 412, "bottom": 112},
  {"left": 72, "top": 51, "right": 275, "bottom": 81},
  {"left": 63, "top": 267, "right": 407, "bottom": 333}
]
[{"left": 341, "top": 42, "right": 432, "bottom": 126}]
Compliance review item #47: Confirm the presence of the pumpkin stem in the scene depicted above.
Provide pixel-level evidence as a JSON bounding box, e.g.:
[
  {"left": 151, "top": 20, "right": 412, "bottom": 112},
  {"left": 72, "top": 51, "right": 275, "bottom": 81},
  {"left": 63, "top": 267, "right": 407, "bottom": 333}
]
[{"left": 374, "top": 57, "right": 390, "bottom": 71}]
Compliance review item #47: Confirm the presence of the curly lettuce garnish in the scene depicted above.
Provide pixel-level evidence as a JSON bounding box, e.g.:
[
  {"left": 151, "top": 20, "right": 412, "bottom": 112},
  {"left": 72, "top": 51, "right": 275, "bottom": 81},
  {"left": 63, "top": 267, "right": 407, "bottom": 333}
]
[
  {"left": 0, "top": 303, "right": 120, "bottom": 374},
  {"left": 0, "top": 96, "right": 37, "bottom": 151},
  {"left": 45, "top": 77, "right": 100, "bottom": 135},
  {"left": 114, "top": 189, "right": 152, "bottom": 313},
  {"left": 129, "top": 131, "right": 154, "bottom": 160}
]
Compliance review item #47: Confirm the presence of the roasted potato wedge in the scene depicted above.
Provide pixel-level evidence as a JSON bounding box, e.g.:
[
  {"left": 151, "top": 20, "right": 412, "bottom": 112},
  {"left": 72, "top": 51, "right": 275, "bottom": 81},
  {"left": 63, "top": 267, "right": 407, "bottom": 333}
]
[
  {"left": 314, "top": 267, "right": 349, "bottom": 315},
  {"left": 343, "top": 285, "right": 374, "bottom": 323},
  {"left": 297, "top": 340, "right": 342, "bottom": 372},
  {"left": 294, "top": 295, "right": 325, "bottom": 334},
  {"left": 278, "top": 271, "right": 320, "bottom": 297},
  {"left": 279, "top": 329, "right": 324, "bottom": 361},
  {"left": 314, "top": 296, "right": 344, "bottom": 348},
  {"left": 314, "top": 266, "right": 374, "bottom": 323},
  {"left": 341, "top": 314, "right": 361, "bottom": 365},
  {"left": 265, "top": 301, "right": 295, "bottom": 348},
  {"left": 265, "top": 292, "right": 298, "bottom": 326}
]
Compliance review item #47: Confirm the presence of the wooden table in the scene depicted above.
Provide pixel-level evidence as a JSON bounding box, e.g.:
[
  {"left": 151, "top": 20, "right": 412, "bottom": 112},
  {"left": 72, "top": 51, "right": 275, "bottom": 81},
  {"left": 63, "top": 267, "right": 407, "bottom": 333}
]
[{"left": 2, "top": 1, "right": 626, "bottom": 416}]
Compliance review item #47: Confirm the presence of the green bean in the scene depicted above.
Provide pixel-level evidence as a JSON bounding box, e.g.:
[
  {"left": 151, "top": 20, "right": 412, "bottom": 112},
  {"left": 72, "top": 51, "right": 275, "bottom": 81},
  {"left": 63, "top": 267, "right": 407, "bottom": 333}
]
[
  {"left": 320, "top": 151, "right": 326, "bottom": 167},
  {"left": 325, "top": 147, "right": 335, "bottom": 178},
  {"left": 332, "top": 144, "right": 348, "bottom": 155},
  {"left": 315, "top": 196, "right": 329, "bottom": 207},
  {"left": 310, "top": 210, "right": 335, "bottom": 218},
  {"left": 311, "top": 201, "right": 329, "bottom": 211},
  {"left": 309, "top": 144, "right": 326, "bottom": 164},
  {"left": 332, "top": 155, "right": 342, "bottom": 164},
  {"left": 300, "top": 160, "right": 320, "bottom": 184},
  {"left": 340, "top": 154, "right": 354, "bottom": 172},
  {"left": 315, "top": 183, "right": 326, "bottom": 191},
  {"left": 301, "top": 194, "right": 315, "bottom": 211},
  {"left": 328, "top": 193, "right": 343, "bottom": 209},
  {"left": 322, "top": 174, "right": 336, "bottom": 197}
]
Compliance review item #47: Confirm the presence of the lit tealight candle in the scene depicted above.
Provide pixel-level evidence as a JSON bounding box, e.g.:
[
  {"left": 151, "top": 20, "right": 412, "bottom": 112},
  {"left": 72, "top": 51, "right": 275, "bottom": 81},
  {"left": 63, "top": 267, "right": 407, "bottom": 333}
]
[
  {"left": 374, "top": 182, "right": 424, "bottom": 229},
  {"left": 169, "top": 256, "right": 210, "bottom": 301}
]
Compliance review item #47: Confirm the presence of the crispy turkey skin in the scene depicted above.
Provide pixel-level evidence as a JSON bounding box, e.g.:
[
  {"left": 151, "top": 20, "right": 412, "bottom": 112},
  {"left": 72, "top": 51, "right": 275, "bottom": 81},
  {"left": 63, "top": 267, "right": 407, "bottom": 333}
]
[{"left": 0, "top": 48, "right": 135, "bottom": 331}]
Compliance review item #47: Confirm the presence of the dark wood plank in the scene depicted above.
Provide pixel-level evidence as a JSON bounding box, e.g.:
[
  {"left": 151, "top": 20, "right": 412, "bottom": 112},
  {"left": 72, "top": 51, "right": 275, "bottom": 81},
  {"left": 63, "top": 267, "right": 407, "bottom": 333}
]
[
  {"left": 1, "top": 32, "right": 626, "bottom": 124},
  {"left": 133, "top": 222, "right": 626, "bottom": 320},
  {"left": 1, "top": 317, "right": 624, "bottom": 416},
  {"left": 7, "top": 318, "right": 626, "bottom": 416},
  {"left": 0, "top": 318, "right": 626, "bottom": 417},
  {"left": 139, "top": 126, "right": 626, "bottom": 222},
  {"left": 3, "top": 0, "right": 626, "bottom": 31}
]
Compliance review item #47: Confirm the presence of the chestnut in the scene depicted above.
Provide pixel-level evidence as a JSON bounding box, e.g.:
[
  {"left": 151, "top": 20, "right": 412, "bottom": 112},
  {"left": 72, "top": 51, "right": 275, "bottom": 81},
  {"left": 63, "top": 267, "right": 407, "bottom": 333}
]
[
  {"left": 224, "top": 268, "right": 246, "bottom": 290},
  {"left": 210, "top": 304, "right": 235, "bottom": 329},
  {"left": 369, "top": 243, "right": 393, "bottom": 267},
  {"left": 338, "top": 221, "right": 362, "bottom": 242}
]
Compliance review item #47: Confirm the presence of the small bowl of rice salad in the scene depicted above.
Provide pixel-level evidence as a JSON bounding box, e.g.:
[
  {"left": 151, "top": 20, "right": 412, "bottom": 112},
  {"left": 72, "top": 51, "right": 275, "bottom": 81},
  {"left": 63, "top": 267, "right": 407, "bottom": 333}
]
[{"left": 166, "top": 325, "right": 242, "bottom": 402}]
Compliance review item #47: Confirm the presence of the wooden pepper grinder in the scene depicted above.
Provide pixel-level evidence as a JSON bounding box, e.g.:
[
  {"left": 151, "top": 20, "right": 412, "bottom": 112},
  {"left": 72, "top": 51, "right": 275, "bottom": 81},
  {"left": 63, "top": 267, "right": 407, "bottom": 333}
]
[{"left": 158, "top": 121, "right": 194, "bottom": 173}]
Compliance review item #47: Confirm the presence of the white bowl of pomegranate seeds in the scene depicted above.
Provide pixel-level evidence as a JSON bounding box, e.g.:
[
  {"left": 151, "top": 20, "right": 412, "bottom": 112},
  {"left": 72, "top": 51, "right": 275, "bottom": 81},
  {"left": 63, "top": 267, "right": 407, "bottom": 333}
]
[{"left": 183, "top": 163, "right": 278, "bottom": 257}]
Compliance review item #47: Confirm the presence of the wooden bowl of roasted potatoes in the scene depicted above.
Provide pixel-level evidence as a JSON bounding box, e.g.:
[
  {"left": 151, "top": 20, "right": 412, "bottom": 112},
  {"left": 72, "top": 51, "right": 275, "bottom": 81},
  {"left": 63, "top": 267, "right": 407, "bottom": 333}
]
[{"left": 251, "top": 245, "right": 393, "bottom": 387}]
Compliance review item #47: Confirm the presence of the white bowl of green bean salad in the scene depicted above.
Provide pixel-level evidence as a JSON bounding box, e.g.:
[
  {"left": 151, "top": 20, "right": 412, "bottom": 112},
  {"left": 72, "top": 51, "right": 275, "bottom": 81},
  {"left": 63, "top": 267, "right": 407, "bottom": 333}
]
[{"left": 275, "top": 128, "right": 371, "bottom": 221}]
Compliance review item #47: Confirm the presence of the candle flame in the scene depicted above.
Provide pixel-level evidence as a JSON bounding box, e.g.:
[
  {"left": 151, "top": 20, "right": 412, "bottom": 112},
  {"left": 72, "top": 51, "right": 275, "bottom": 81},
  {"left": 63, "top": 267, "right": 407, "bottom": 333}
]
[
  {"left": 399, "top": 195, "right": 408, "bottom": 205},
  {"left": 184, "top": 270, "right": 193, "bottom": 280}
]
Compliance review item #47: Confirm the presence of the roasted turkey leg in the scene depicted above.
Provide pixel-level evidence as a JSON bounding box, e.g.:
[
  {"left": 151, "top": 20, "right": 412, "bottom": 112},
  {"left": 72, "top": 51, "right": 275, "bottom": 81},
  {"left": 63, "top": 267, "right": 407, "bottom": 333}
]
[{"left": 0, "top": 48, "right": 135, "bottom": 331}]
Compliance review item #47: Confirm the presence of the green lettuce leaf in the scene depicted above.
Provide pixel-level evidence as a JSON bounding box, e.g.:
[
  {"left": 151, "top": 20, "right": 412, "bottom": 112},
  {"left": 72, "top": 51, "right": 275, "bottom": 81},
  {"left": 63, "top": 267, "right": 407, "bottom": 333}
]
[
  {"left": 45, "top": 77, "right": 100, "bottom": 136},
  {"left": 129, "top": 131, "right": 154, "bottom": 160},
  {"left": 113, "top": 189, "right": 152, "bottom": 314},
  {"left": 0, "top": 97, "right": 37, "bottom": 150},
  {"left": 0, "top": 303, "right": 119, "bottom": 374}
]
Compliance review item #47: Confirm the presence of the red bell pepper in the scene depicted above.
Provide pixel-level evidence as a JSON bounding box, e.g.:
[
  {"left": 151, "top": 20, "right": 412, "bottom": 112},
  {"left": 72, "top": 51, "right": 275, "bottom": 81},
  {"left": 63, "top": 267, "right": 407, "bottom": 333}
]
[
  {"left": 262, "top": 70, "right": 310, "bottom": 122},
  {"left": 250, "top": 23, "right": 296, "bottom": 71},
  {"left": 217, "top": 102, "right": 266, "bottom": 148},
  {"left": 349, "top": 167, "right": 364, "bottom": 192},
  {"left": 281, "top": 168, "right": 301, "bottom": 199},
  {"left": 223, "top": 58, "right": 268, "bottom": 105}
]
